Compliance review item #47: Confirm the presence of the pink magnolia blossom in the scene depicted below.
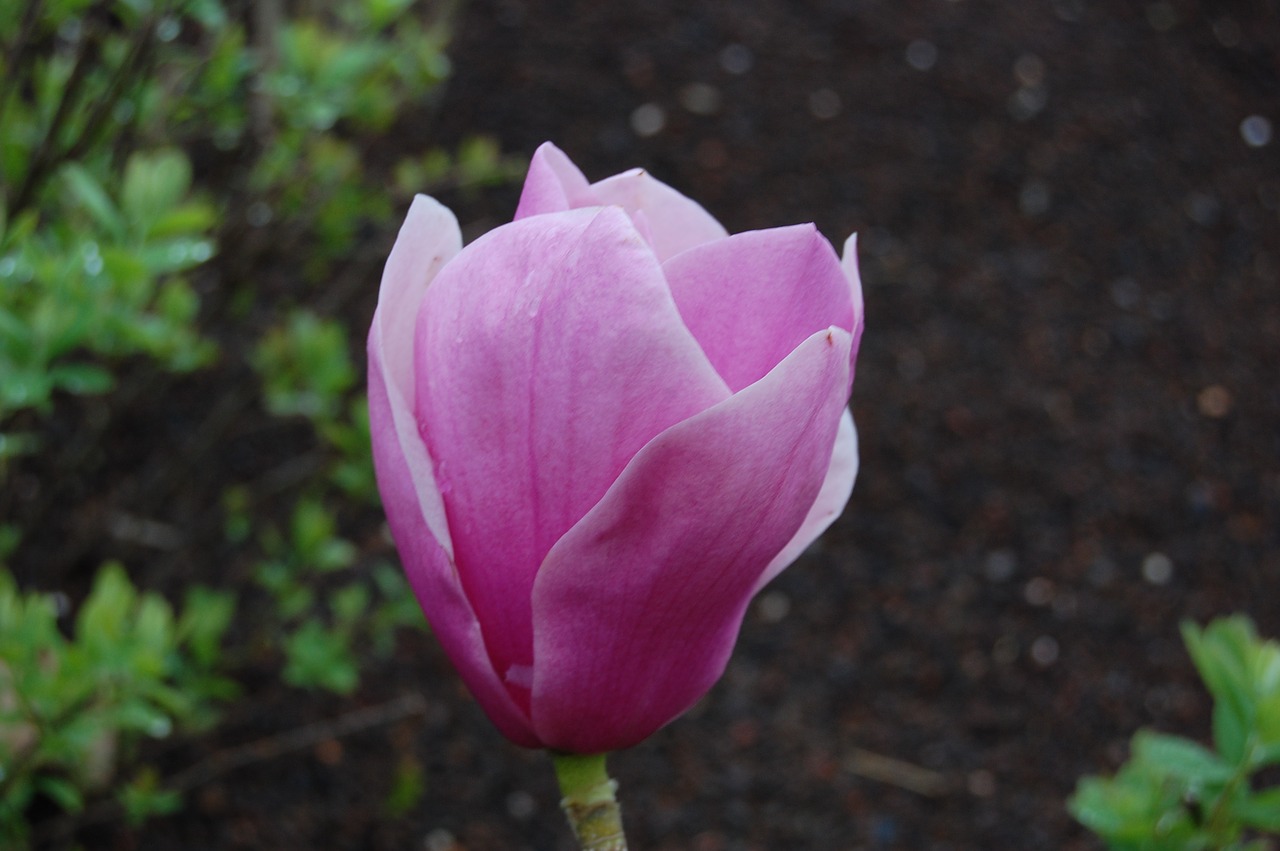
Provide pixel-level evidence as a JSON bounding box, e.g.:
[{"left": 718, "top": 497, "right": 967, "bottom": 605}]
[{"left": 368, "top": 142, "right": 864, "bottom": 753}]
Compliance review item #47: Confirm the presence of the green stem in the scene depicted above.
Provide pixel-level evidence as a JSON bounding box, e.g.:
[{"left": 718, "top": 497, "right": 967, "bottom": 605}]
[
  {"left": 0, "top": 0, "right": 46, "bottom": 146},
  {"left": 9, "top": 6, "right": 102, "bottom": 217},
  {"left": 551, "top": 752, "right": 628, "bottom": 851},
  {"left": 61, "top": 7, "right": 160, "bottom": 167},
  {"left": 1203, "top": 738, "right": 1255, "bottom": 843}
]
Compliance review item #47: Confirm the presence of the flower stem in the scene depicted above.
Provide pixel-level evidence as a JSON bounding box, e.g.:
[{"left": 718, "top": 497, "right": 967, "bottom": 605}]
[{"left": 551, "top": 752, "right": 628, "bottom": 851}]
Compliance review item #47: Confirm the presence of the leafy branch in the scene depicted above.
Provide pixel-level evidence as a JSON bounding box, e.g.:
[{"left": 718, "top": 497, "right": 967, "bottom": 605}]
[{"left": 1071, "top": 616, "right": 1280, "bottom": 851}]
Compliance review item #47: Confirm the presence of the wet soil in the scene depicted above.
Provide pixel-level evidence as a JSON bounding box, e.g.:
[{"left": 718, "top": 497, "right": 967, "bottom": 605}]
[{"left": 11, "top": 0, "right": 1280, "bottom": 848}]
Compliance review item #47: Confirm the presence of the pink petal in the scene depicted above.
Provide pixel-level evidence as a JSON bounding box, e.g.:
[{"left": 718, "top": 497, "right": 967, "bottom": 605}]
[
  {"left": 369, "top": 350, "right": 540, "bottom": 746},
  {"left": 589, "top": 169, "right": 729, "bottom": 260},
  {"left": 370, "top": 195, "right": 460, "bottom": 558},
  {"left": 529, "top": 327, "right": 854, "bottom": 753},
  {"left": 414, "top": 206, "right": 729, "bottom": 703},
  {"left": 754, "top": 409, "right": 858, "bottom": 592},
  {"left": 514, "top": 143, "right": 729, "bottom": 259},
  {"left": 514, "top": 142, "right": 592, "bottom": 219},
  {"left": 842, "top": 233, "right": 866, "bottom": 385},
  {"left": 663, "top": 224, "right": 856, "bottom": 392},
  {"left": 368, "top": 196, "right": 537, "bottom": 746}
]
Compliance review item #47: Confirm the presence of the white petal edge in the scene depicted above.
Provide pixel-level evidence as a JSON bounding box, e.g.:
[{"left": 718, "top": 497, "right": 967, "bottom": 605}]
[
  {"left": 372, "top": 194, "right": 462, "bottom": 558},
  {"left": 753, "top": 408, "right": 858, "bottom": 592},
  {"left": 842, "top": 233, "right": 865, "bottom": 338}
]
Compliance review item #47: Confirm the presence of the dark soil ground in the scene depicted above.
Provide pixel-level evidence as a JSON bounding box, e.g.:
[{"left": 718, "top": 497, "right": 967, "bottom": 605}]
[{"left": 10, "top": 0, "right": 1280, "bottom": 848}]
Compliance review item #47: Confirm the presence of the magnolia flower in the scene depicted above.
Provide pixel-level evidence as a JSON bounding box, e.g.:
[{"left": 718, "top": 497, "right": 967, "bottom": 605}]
[{"left": 368, "top": 143, "right": 863, "bottom": 754}]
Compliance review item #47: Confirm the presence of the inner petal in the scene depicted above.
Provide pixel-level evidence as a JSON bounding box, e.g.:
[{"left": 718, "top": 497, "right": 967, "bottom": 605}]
[
  {"left": 663, "top": 224, "right": 856, "bottom": 392},
  {"left": 414, "top": 207, "right": 729, "bottom": 688}
]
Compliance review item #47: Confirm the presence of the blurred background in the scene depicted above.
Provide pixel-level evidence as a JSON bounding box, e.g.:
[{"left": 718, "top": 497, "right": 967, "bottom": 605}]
[{"left": 2, "top": 0, "right": 1277, "bottom": 848}]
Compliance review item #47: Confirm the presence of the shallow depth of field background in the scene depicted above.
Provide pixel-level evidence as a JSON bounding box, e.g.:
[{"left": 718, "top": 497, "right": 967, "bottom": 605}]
[{"left": 4, "top": 1, "right": 1279, "bottom": 849}]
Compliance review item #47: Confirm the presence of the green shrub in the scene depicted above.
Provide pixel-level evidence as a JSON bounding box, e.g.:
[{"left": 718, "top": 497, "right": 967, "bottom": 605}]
[
  {"left": 1071, "top": 616, "right": 1280, "bottom": 851},
  {"left": 0, "top": 0, "right": 517, "bottom": 839},
  {"left": 0, "top": 564, "right": 235, "bottom": 846}
]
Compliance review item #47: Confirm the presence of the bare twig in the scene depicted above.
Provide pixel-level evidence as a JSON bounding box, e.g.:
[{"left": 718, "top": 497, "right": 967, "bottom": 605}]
[
  {"left": 33, "top": 693, "right": 429, "bottom": 844},
  {"left": 59, "top": 9, "right": 161, "bottom": 167},
  {"left": 165, "top": 692, "right": 428, "bottom": 792},
  {"left": 8, "top": 8, "right": 103, "bottom": 218},
  {"left": 249, "top": 0, "right": 282, "bottom": 145},
  {"left": 8, "top": 1, "right": 164, "bottom": 219},
  {"left": 844, "top": 748, "right": 952, "bottom": 797},
  {"left": 0, "top": 0, "right": 46, "bottom": 144}
]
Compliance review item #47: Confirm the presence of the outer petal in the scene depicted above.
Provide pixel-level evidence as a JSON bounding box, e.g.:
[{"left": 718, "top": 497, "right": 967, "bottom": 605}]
[
  {"left": 663, "top": 224, "right": 855, "bottom": 392},
  {"left": 368, "top": 196, "right": 538, "bottom": 746},
  {"left": 589, "top": 169, "right": 729, "bottom": 261},
  {"left": 754, "top": 409, "right": 858, "bottom": 592},
  {"left": 514, "top": 142, "right": 592, "bottom": 220},
  {"left": 415, "top": 207, "right": 730, "bottom": 703},
  {"left": 529, "top": 327, "right": 854, "bottom": 753},
  {"left": 842, "top": 233, "right": 866, "bottom": 385},
  {"left": 372, "top": 196, "right": 459, "bottom": 555}
]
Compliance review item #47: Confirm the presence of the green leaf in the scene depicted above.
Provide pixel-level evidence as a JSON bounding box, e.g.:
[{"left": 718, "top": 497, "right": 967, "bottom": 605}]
[
  {"left": 0, "top": 369, "right": 52, "bottom": 413},
  {"left": 1212, "top": 700, "right": 1250, "bottom": 765},
  {"left": 1183, "top": 619, "right": 1255, "bottom": 708},
  {"left": 60, "top": 163, "right": 123, "bottom": 237},
  {"left": 1231, "top": 787, "right": 1280, "bottom": 831},
  {"left": 98, "top": 245, "right": 151, "bottom": 290},
  {"left": 330, "top": 582, "right": 369, "bottom": 628},
  {"left": 291, "top": 498, "right": 334, "bottom": 556},
  {"left": 145, "top": 201, "right": 217, "bottom": 239},
  {"left": 35, "top": 776, "right": 84, "bottom": 813},
  {"left": 0, "top": 305, "right": 30, "bottom": 345},
  {"left": 177, "top": 587, "right": 235, "bottom": 669},
  {"left": 253, "top": 310, "right": 356, "bottom": 422},
  {"left": 136, "top": 680, "right": 194, "bottom": 721},
  {"left": 0, "top": 524, "right": 20, "bottom": 561},
  {"left": 185, "top": 0, "right": 229, "bottom": 28},
  {"left": 1252, "top": 740, "right": 1280, "bottom": 769},
  {"left": 118, "top": 767, "right": 181, "bottom": 826},
  {"left": 115, "top": 698, "right": 173, "bottom": 739},
  {"left": 1254, "top": 643, "right": 1280, "bottom": 747},
  {"left": 1255, "top": 642, "right": 1280, "bottom": 694},
  {"left": 255, "top": 559, "right": 314, "bottom": 620},
  {"left": 1069, "top": 773, "right": 1166, "bottom": 843},
  {"left": 1132, "top": 730, "right": 1235, "bottom": 783},
  {"left": 76, "top": 562, "right": 136, "bottom": 646},
  {"left": 1184, "top": 619, "right": 1258, "bottom": 763},
  {"left": 1070, "top": 776, "right": 1129, "bottom": 836},
  {"left": 48, "top": 362, "right": 114, "bottom": 396},
  {"left": 136, "top": 237, "right": 214, "bottom": 275},
  {"left": 314, "top": 538, "right": 356, "bottom": 573},
  {"left": 121, "top": 149, "right": 193, "bottom": 234},
  {"left": 383, "top": 755, "right": 426, "bottom": 817},
  {"left": 131, "top": 594, "right": 175, "bottom": 674},
  {"left": 283, "top": 620, "right": 358, "bottom": 694},
  {"left": 0, "top": 208, "right": 37, "bottom": 252}
]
